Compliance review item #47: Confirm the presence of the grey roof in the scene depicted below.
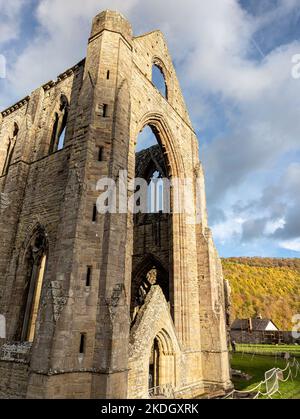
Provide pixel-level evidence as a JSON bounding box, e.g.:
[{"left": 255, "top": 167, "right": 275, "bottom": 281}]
[{"left": 231, "top": 318, "right": 279, "bottom": 331}]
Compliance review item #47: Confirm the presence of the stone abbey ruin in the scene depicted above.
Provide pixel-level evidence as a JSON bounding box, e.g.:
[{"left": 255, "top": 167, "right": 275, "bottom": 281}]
[{"left": 0, "top": 10, "right": 231, "bottom": 399}]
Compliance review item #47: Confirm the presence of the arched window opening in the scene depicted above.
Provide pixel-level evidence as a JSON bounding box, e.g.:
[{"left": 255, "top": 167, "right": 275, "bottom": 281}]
[
  {"left": 57, "top": 126, "right": 66, "bottom": 151},
  {"left": 135, "top": 126, "right": 168, "bottom": 214},
  {"left": 148, "top": 170, "right": 164, "bottom": 214},
  {"left": 26, "top": 254, "right": 46, "bottom": 342},
  {"left": 136, "top": 125, "right": 157, "bottom": 153},
  {"left": 131, "top": 260, "right": 169, "bottom": 324},
  {"left": 131, "top": 124, "right": 173, "bottom": 327},
  {"left": 18, "top": 228, "right": 48, "bottom": 342},
  {"left": 49, "top": 95, "right": 69, "bottom": 154},
  {"left": 2, "top": 122, "right": 19, "bottom": 175},
  {"left": 152, "top": 64, "right": 168, "bottom": 99}
]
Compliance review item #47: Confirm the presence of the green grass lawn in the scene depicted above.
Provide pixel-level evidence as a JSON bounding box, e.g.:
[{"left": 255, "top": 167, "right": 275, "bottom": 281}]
[
  {"left": 231, "top": 353, "right": 300, "bottom": 399},
  {"left": 236, "top": 343, "right": 300, "bottom": 358}
]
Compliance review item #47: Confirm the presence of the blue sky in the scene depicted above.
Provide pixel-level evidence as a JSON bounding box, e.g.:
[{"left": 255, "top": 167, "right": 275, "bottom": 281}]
[{"left": 1, "top": 0, "right": 300, "bottom": 258}]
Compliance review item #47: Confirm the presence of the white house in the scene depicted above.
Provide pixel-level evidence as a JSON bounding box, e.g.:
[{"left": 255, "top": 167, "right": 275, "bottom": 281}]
[{"left": 231, "top": 317, "right": 279, "bottom": 332}]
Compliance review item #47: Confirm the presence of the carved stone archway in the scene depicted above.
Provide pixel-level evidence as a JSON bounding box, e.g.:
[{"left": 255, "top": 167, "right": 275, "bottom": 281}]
[{"left": 128, "top": 286, "right": 181, "bottom": 399}]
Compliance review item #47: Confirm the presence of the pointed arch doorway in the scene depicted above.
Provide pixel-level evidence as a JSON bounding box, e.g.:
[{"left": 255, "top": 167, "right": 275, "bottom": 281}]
[
  {"left": 148, "top": 330, "right": 176, "bottom": 396},
  {"left": 149, "top": 337, "right": 160, "bottom": 390}
]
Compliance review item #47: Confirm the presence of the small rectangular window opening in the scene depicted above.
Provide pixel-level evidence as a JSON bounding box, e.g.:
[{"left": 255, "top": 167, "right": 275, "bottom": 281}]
[
  {"left": 98, "top": 146, "right": 104, "bottom": 162},
  {"left": 103, "top": 104, "right": 108, "bottom": 118},
  {"left": 86, "top": 266, "right": 92, "bottom": 287},
  {"left": 106, "top": 70, "right": 110, "bottom": 80},
  {"left": 92, "top": 205, "right": 97, "bottom": 222},
  {"left": 79, "top": 334, "right": 86, "bottom": 354}
]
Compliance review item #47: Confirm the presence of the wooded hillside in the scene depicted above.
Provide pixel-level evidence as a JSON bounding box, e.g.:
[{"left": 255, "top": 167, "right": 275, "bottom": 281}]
[{"left": 222, "top": 258, "right": 300, "bottom": 331}]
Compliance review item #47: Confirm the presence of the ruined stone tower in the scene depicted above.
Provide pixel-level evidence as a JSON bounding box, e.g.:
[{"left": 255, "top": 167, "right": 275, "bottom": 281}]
[{"left": 0, "top": 11, "right": 231, "bottom": 399}]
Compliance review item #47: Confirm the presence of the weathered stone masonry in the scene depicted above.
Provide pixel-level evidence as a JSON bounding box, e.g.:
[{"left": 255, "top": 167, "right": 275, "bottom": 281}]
[{"left": 0, "top": 10, "right": 231, "bottom": 399}]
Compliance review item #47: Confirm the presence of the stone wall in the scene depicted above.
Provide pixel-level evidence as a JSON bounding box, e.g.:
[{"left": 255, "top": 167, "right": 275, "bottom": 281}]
[
  {"left": 0, "top": 361, "right": 29, "bottom": 399},
  {"left": 231, "top": 330, "right": 300, "bottom": 345}
]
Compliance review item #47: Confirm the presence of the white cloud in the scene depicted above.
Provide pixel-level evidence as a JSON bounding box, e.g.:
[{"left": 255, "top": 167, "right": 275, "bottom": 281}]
[
  {"left": 4, "top": 0, "right": 139, "bottom": 99},
  {"left": 265, "top": 218, "right": 285, "bottom": 235},
  {"left": 4, "top": 0, "right": 299, "bottom": 105},
  {"left": 212, "top": 216, "right": 244, "bottom": 245},
  {"left": 280, "top": 238, "right": 300, "bottom": 253},
  {"left": 0, "top": 0, "right": 25, "bottom": 45}
]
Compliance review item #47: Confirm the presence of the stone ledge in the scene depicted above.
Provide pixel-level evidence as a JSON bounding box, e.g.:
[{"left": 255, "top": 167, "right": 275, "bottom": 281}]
[
  {"left": 30, "top": 368, "right": 130, "bottom": 376},
  {"left": 1, "top": 97, "right": 30, "bottom": 117},
  {"left": 0, "top": 342, "right": 32, "bottom": 364}
]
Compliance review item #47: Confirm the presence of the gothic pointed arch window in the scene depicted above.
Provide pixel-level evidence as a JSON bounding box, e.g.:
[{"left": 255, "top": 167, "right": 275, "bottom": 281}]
[
  {"left": 17, "top": 227, "right": 48, "bottom": 342},
  {"left": 131, "top": 256, "right": 169, "bottom": 324},
  {"left": 135, "top": 125, "right": 168, "bottom": 214},
  {"left": 132, "top": 123, "right": 173, "bottom": 326},
  {"left": 2, "top": 122, "right": 19, "bottom": 175},
  {"left": 49, "top": 94, "right": 69, "bottom": 154},
  {"left": 152, "top": 59, "right": 168, "bottom": 99}
]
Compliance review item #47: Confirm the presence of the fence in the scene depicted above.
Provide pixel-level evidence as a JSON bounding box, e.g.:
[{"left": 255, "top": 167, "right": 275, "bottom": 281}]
[{"left": 224, "top": 357, "right": 300, "bottom": 399}]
